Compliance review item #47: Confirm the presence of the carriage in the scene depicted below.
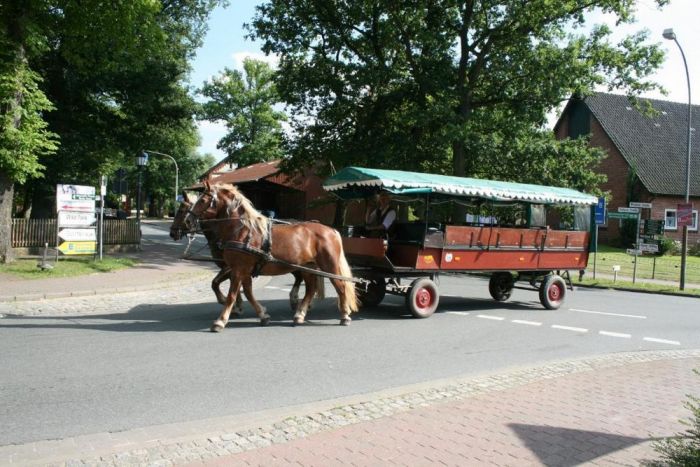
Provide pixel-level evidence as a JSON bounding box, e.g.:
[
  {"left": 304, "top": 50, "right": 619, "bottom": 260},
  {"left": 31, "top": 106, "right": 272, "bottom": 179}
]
[{"left": 322, "top": 167, "right": 598, "bottom": 318}]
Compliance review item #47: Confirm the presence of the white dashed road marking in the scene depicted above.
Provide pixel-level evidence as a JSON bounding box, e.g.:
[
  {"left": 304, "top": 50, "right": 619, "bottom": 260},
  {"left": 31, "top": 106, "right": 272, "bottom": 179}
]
[
  {"left": 643, "top": 337, "right": 681, "bottom": 346},
  {"left": 599, "top": 331, "right": 631, "bottom": 339},
  {"left": 511, "top": 319, "right": 542, "bottom": 326},
  {"left": 477, "top": 315, "right": 505, "bottom": 321},
  {"left": 569, "top": 308, "right": 646, "bottom": 319},
  {"left": 445, "top": 311, "right": 470, "bottom": 316},
  {"left": 552, "top": 324, "right": 588, "bottom": 333}
]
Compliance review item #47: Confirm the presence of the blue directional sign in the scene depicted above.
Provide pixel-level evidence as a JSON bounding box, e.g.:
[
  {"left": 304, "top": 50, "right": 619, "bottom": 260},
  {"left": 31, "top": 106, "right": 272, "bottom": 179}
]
[{"left": 595, "top": 197, "right": 606, "bottom": 225}]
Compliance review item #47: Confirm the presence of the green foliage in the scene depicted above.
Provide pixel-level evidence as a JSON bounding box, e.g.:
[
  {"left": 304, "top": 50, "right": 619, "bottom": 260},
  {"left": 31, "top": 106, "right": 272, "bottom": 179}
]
[
  {"left": 250, "top": 0, "right": 666, "bottom": 186},
  {"left": 0, "top": 54, "right": 58, "bottom": 183},
  {"left": 617, "top": 218, "right": 638, "bottom": 248},
  {"left": 647, "top": 369, "right": 700, "bottom": 466},
  {"left": 658, "top": 235, "right": 680, "bottom": 256},
  {"left": 199, "top": 58, "right": 286, "bottom": 167}
]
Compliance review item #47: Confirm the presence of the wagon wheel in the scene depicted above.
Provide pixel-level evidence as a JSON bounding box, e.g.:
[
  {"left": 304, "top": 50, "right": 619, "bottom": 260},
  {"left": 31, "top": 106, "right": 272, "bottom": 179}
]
[
  {"left": 358, "top": 278, "right": 386, "bottom": 307},
  {"left": 488, "top": 272, "right": 514, "bottom": 302},
  {"left": 539, "top": 274, "right": 566, "bottom": 310},
  {"left": 405, "top": 278, "right": 439, "bottom": 319}
]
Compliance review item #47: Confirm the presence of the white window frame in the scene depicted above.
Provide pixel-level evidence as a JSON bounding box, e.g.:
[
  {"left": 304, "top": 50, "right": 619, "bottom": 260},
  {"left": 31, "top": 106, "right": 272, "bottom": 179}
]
[{"left": 665, "top": 208, "right": 698, "bottom": 231}]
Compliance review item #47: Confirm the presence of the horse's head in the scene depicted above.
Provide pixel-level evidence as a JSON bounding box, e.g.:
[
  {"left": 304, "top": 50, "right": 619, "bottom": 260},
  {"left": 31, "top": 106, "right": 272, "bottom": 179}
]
[
  {"left": 169, "top": 191, "right": 198, "bottom": 241},
  {"left": 184, "top": 182, "right": 220, "bottom": 232}
]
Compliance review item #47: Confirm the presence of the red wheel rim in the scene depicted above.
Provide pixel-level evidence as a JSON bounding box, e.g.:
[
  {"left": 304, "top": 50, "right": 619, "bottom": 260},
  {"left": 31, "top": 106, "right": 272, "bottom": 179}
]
[
  {"left": 548, "top": 282, "right": 563, "bottom": 303},
  {"left": 414, "top": 287, "right": 435, "bottom": 310}
]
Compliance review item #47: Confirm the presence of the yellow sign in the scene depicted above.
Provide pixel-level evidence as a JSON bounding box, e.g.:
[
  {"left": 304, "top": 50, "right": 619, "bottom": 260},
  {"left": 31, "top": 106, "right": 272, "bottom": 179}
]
[{"left": 58, "top": 241, "right": 96, "bottom": 255}]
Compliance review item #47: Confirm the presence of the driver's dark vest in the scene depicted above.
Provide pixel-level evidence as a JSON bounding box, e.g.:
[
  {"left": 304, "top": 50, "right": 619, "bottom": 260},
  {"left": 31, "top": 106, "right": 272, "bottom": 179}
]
[{"left": 371, "top": 207, "right": 397, "bottom": 239}]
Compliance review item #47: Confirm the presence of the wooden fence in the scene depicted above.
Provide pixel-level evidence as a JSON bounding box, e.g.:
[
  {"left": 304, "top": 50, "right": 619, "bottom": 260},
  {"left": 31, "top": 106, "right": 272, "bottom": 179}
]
[{"left": 11, "top": 218, "right": 140, "bottom": 247}]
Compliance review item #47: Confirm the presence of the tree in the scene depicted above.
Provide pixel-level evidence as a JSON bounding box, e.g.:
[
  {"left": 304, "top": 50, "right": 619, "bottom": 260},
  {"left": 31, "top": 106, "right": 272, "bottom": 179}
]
[
  {"left": 199, "top": 58, "right": 286, "bottom": 167},
  {"left": 0, "top": 2, "right": 58, "bottom": 262},
  {"left": 249, "top": 0, "right": 666, "bottom": 192}
]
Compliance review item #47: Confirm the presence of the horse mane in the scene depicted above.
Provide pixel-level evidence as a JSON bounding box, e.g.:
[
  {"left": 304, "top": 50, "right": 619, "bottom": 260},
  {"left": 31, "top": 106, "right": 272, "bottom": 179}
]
[{"left": 215, "top": 183, "right": 269, "bottom": 240}]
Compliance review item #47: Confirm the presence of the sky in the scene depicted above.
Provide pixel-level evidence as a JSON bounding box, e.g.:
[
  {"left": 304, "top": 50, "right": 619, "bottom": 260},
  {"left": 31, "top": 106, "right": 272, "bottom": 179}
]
[{"left": 188, "top": 0, "right": 700, "bottom": 161}]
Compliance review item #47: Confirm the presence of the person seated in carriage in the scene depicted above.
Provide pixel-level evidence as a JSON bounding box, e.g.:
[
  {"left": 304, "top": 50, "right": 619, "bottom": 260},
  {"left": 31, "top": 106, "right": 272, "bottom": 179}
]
[{"left": 364, "top": 190, "right": 397, "bottom": 238}]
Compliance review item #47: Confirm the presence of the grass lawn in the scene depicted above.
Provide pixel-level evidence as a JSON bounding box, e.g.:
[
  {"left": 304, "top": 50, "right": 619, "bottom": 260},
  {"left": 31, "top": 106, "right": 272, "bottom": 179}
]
[
  {"left": 0, "top": 257, "right": 137, "bottom": 279},
  {"left": 588, "top": 245, "right": 700, "bottom": 284}
]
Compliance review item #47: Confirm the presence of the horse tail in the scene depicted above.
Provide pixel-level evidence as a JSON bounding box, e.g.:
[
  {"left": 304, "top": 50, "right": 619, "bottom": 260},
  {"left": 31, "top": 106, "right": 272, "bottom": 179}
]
[
  {"left": 336, "top": 240, "right": 358, "bottom": 313},
  {"left": 315, "top": 275, "right": 325, "bottom": 300}
]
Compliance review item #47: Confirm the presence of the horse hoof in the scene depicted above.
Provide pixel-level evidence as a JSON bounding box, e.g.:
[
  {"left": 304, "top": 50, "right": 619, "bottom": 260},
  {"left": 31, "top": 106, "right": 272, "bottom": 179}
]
[
  {"left": 260, "top": 317, "right": 270, "bottom": 326},
  {"left": 340, "top": 319, "right": 351, "bottom": 326},
  {"left": 210, "top": 325, "right": 224, "bottom": 333},
  {"left": 293, "top": 317, "right": 304, "bottom": 326}
]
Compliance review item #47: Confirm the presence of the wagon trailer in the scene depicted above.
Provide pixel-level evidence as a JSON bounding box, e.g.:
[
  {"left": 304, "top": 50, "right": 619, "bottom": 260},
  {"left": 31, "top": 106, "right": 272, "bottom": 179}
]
[{"left": 323, "top": 167, "right": 598, "bottom": 318}]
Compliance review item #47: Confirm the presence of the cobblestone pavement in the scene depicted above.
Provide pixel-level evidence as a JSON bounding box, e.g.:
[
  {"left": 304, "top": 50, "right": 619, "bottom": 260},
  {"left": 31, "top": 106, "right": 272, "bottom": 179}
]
[{"left": 2, "top": 349, "right": 698, "bottom": 466}]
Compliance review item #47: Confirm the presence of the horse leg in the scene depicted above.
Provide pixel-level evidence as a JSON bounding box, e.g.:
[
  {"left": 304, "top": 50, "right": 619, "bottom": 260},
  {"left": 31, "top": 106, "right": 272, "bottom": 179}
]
[
  {"left": 211, "top": 267, "right": 229, "bottom": 305},
  {"left": 212, "top": 267, "right": 243, "bottom": 316},
  {"left": 315, "top": 243, "right": 358, "bottom": 326},
  {"left": 289, "top": 271, "right": 302, "bottom": 312},
  {"left": 211, "top": 275, "right": 242, "bottom": 333},
  {"left": 241, "top": 276, "right": 270, "bottom": 326},
  {"left": 293, "top": 273, "right": 316, "bottom": 326},
  {"left": 329, "top": 278, "right": 352, "bottom": 326}
]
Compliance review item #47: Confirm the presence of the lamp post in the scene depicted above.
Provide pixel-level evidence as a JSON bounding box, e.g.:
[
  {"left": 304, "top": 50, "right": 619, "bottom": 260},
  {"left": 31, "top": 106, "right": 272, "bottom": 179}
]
[
  {"left": 663, "top": 28, "right": 693, "bottom": 290},
  {"left": 143, "top": 150, "right": 179, "bottom": 206},
  {"left": 135, "top": 151, "right": 149, "bottom": 249}
]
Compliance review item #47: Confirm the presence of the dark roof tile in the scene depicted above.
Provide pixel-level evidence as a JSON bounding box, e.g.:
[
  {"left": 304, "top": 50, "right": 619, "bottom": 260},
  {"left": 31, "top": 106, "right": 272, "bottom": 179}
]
[{"left": 584, "top": 92, "right": 699, "bottom": 197}]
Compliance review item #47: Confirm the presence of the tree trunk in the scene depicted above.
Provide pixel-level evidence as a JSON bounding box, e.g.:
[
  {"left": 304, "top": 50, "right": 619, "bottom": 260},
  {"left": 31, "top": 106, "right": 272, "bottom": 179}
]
[{"left": 0, "top": 171, "right": 15, "bottom": 263}]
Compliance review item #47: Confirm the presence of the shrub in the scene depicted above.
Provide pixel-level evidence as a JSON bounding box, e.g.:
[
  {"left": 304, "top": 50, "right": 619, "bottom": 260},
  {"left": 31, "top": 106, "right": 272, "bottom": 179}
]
[
  {"left": 647, "top": 369, "right": 700, "bottom": 466},
  {"left": 689, "top": 241, "right": 700, "bottom": 257},
  {"left": 617, "top": 218, "right": 638, "bottom": 248},
  {"left": 658, "top": 236, "right": 681, "bottom": 256}
]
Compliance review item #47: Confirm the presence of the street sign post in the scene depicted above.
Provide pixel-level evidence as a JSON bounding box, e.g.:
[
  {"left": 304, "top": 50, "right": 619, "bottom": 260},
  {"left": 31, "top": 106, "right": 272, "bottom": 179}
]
[
  {"left": 58, "top": 228, "right": 97, "bottom": 241},
  {"left": 595, "top": 197, "right": 606, "bottom": 225},
  {"left": 608, "top": 211, "right": 638, "bottom": 220},
  {"left": 617, "top": 207, "right": 639, "bottom": 213},
  {"left": 56, "top": 184, "right": 97, "bottom": 258},
  {"left": 643, "top": 219, "right": 665, "bottom": 235},
  {"left": 629, "top": 202, "right": 653, "bottom": 209},
  {"left": 58, "top": 241, "right": 97, "bottom": 255}
]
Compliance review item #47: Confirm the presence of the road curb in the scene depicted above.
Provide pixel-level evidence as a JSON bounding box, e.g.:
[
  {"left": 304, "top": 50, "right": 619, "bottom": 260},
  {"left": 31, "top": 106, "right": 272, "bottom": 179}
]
[
  {"left": 4, "top": 349, "right": 698, "bottom": 466},
  {"left": 0, "top": 273, "right": 272, "bottom": 304}
]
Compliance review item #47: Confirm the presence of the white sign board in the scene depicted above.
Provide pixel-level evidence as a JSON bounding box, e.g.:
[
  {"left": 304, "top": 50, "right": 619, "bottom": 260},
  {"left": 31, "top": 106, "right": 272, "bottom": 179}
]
[
  {"left": 639, "top": 243, "right": 659, "bottom": 253},
  {"left": 58, "top": 211, "right": 95, "bottom": 227},
  {"left": 618, "top": 207, "right": 639, "bottom": 213},
  {"left": 629, "top": 202, "right": 652, "bottom": 209},
  {"left": 58, "top": 228, "right": 97, "bottom": 241},
  {"left": 56, "top": 184, "right": 96, "bottom": 212},
  {"left": 626, "top": 248, "right": 642, "bottom": 255}
]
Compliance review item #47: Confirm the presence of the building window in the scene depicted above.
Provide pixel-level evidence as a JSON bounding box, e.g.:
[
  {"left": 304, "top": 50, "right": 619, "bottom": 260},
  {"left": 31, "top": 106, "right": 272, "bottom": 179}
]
[
  {"left": 665, "top": 209, "right": 677, "bottom": 230},
  {"left": 665, "top": 209, "right": 699, "bottom": 231}
]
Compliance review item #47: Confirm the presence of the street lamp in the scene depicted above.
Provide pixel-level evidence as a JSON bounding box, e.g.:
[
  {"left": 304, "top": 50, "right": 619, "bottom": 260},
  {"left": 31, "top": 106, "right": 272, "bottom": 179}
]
[
  {"left": 143, "top": 150, "right": 179, "bottom": 205},
  {"left": 663, "top": 28, "right": 693, "bottom": 290},
  {"left": 135, "top": 151, "right": 149, "bottom": 249}
]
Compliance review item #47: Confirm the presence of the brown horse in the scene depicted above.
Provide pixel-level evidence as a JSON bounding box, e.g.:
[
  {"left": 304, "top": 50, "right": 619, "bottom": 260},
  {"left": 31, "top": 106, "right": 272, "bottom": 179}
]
[
  {"left": 185, "top": 182, "right": 359, "bottom": 331},
  {"left": 169, "top": 192, "right": 307, "bottom": 313}
]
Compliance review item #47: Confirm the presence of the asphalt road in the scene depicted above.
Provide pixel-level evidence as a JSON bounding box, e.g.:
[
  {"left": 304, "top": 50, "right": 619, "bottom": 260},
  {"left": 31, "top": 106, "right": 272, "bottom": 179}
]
[{"left": 1, "top": 267, "right": 699, "bottom": 447}]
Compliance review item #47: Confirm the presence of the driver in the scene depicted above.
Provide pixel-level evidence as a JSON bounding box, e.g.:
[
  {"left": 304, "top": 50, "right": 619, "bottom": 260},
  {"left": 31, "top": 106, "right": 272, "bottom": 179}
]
[{"left": 365, "top": 191, "right": 396, "bottom": 238}]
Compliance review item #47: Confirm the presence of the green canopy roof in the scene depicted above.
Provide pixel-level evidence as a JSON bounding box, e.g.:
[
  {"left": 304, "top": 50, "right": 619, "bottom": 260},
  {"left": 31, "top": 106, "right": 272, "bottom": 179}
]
[{"left": 323, "top": 167, "right": 597, "bottom": 206}]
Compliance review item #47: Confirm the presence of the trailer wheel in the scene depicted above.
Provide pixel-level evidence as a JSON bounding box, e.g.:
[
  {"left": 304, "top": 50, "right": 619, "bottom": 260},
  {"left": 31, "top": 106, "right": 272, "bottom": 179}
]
[
  {"left": 406, "top": 278, "right": 439, "bottom": 318},
  {"left": 358, "top": 278, "right": 386, "bottom": 307},
  {"left": 539, "top": 274, "right": 566, "bottom": 310},
  {"left": 489, "top": 272, "right": 514, "bottom": 302}
]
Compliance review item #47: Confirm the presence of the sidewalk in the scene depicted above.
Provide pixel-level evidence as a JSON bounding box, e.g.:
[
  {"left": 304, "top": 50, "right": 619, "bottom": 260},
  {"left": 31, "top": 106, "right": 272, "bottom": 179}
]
[
  {"left": 2, "top": 350, "right": 698, "bottom": 466},
  {"left": 0, "top": 220, "right": 218, "bottom": 302}
]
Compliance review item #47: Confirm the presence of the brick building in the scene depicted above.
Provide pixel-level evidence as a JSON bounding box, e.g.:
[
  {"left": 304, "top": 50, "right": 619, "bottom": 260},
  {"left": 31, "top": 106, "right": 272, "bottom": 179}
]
[{"left": 554, "top": 92, "right": 699, "bottom": 246}]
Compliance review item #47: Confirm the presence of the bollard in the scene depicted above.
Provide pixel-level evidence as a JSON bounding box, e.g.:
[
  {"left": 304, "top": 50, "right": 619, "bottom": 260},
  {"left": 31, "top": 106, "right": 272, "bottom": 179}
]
[{"left": 612, "top": 265, "right": 620, "bottom": 283}]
